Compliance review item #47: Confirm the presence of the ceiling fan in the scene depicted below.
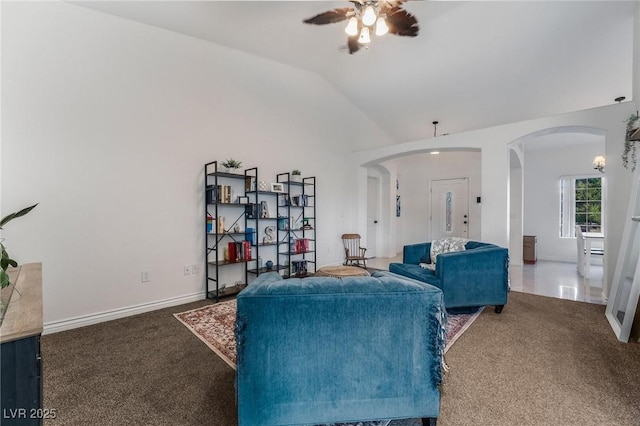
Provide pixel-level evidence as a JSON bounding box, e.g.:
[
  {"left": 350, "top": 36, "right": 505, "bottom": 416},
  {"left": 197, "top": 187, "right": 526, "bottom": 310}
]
[{"left": 303, "top": 0, "right": 419, "bottom": 54}]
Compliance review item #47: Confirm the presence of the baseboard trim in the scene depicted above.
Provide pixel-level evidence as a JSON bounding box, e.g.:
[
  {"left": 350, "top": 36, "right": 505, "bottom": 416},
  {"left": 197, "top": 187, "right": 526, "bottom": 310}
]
[
  {"left": 536, "top": 256, "right": 575, "bottom": 263},
  {"left": 43, "top": 291, "right": 206, "bottom": 335},
  {"left": 537, "top": 256, "right": 603, "bottom": 265}
]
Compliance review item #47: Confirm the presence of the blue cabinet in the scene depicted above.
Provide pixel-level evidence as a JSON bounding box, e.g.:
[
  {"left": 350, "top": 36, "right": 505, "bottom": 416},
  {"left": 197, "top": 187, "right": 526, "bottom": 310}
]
[
  {"left": 0, "top": 335, "right": 42, "bottom": 425},
  {"left": 0, "top": 264, "right": 43, "bottom": 425}
]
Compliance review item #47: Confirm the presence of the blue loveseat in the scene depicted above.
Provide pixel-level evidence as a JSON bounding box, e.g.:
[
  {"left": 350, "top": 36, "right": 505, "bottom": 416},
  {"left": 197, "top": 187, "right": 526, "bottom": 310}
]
[
  {"left": 389, "top": 241, "right": 509, "bottom": 313},
  {"left": 235, "top": 271, "right": 445, "bottom": 426}
]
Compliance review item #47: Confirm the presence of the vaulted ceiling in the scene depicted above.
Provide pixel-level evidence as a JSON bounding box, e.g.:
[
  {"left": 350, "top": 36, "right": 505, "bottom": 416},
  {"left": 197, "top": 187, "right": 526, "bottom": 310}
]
[{"left": 74, "top": 1, "right": 636, "bottom": 144}]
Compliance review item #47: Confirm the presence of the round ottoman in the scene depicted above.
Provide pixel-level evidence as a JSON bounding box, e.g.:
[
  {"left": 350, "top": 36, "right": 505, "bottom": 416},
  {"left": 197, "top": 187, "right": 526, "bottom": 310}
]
[{"left": 315, "top": 265, "right": 370, "bottom": 278}]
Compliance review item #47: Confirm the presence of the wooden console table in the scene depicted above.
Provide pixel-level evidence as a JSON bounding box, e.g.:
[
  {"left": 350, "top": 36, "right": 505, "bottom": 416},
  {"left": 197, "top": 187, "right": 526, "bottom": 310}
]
[{"left": 0, "top": 263, "right": 43, "bottom": 425}]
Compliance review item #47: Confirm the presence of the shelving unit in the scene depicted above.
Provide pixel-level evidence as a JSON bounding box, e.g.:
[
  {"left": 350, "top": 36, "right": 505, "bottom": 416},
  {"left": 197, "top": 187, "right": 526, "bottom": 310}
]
[
  {"left": 244, "top": 168, "right": 288, "bottom": 277},
  {"left": 277, "top": 173, "right": 316, "bottom": 278},
  {"left": 205, "top": 162, "right": 318, "bottom": 301},
  {"left": 204, "top": 161, "right": 252, "bottom": 301}
]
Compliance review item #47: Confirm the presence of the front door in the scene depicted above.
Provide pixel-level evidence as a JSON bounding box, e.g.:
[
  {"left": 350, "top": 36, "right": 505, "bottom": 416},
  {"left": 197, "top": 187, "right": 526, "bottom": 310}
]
[{"left": 430, "top": 178, "right": 469, "bottom": 240}]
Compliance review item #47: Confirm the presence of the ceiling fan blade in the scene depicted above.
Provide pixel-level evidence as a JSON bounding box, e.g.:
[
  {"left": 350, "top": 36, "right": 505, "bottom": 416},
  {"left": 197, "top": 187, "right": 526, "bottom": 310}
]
[
  {"left": 384, "top": 6, "right": 419, "bottom": 37},
  {"left": 303, "top": 8, "right": 352, "bottom": 25},
  {"left": 347, "top": 35, "right": 361, "bottom": 54}
]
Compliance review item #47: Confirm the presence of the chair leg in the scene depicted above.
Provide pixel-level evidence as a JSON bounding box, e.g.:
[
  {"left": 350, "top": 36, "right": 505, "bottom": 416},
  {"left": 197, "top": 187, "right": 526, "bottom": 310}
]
[
  {"left": 421, "top": 418, "right": 437, "bottom": 426},
  {"left": 495, "top": 305, "right": 504, "bottom": 314}
]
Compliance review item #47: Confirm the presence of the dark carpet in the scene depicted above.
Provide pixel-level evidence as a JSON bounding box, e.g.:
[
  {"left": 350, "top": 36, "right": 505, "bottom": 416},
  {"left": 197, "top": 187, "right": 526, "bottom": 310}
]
[{"left": 42, "top": 291, "right": 640, "bottom": 425}]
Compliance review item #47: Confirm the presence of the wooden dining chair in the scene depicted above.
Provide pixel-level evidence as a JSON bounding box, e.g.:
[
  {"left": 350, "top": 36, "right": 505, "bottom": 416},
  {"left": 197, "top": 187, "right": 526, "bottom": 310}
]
[{"left": 341, "top": 233, "right": 367, "bottom": 269}]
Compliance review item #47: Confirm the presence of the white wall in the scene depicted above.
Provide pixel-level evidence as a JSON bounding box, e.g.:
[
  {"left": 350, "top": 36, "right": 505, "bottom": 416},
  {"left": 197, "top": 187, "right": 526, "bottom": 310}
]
[
  {"left": 1, "top": 2, "right": 394, "bottom": 329},
  {"left": 523, "top": 141, "right": 605, "bottom": 262},
  {"left": 509, "top": 147, "right": 524, "bottom": 265},
  {"left": 355, "top": 102, "right": 636, "bottom": 297},
  {"left": 393, "top": 151, "right": 482, "bottom": 246}
]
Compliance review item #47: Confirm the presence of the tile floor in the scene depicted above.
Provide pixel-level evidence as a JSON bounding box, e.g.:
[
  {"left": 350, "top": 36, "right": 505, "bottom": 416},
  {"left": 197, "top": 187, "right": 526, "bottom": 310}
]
[{"left": 367, "top": 256, "right": 606, "bottom": 305}]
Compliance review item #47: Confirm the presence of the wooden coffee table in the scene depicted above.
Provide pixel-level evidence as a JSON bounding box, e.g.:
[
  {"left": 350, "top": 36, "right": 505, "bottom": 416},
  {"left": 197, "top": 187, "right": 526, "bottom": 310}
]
[{"left": 315, "top": 265, "right": 370, "bottom": 278}]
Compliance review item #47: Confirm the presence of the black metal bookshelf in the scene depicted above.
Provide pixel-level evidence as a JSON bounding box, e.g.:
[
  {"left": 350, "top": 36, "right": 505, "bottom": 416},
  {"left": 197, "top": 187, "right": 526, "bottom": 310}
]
[
  {"left": 276, "top": 173, "right": 316, "bottom": 278},
  {"left": 205, "top": 162, "right": 317, "bottom": 301}
]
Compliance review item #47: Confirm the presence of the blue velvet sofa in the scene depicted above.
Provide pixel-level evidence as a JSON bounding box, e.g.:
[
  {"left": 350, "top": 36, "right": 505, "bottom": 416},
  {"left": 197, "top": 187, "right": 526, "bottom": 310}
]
[
  {"left": 235, "top": 271, "right": 446, "bottom": 426},
  {"left": 389, "top": 241, "right": 509, "bottom": 313}
]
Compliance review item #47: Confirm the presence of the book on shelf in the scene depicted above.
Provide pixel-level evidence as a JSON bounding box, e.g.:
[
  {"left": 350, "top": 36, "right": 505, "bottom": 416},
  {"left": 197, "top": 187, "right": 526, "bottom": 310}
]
[
  {"left": 245, "top": 204, "right": 258, "bottom": 219},
  {"left": 295, "top": 238, "right": 310, "bottom": 253},
  {"left": 291, "top": 260, "right": 308, "bottom": 276},
  {"left": 206, "top": 185, "right": 233, "bottom": 204},
  {"left": 227, "top": 241, "right": 252, "bottom": 262}
]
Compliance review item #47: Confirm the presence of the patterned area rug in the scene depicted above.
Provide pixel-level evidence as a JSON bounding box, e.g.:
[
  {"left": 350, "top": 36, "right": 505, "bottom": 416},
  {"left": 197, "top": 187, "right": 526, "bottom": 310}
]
[{"left": 174, "top": 300, "right": 482, "bottom": 370}]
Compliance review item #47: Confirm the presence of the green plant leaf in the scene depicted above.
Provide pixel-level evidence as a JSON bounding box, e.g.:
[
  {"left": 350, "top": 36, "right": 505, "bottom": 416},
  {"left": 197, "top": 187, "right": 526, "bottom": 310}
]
[
  {"left": 0, "top": 203, "right": 38, "bottom": 229},
  {"left": 1, "top": 257, "right": 17, "bottom": 270},
  {"left": 0, "top": 270, "right": 9, "bottom": 289}
]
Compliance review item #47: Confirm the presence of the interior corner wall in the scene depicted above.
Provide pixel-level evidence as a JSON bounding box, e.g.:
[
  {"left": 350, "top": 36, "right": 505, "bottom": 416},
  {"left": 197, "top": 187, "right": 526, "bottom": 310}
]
[
  {"left": 1, "top": 2, "right": 394, "bottom": 328},
  {"left": 523, "top": 142, "right": 605, "bottom": 262},
  {"left": 509, "top": 161, "right": 523, "bottom": 266}
]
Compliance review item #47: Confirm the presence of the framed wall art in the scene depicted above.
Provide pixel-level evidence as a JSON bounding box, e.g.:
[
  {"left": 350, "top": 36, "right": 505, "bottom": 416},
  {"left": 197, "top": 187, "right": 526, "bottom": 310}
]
[{"left": 271, "top": 182, "right": 285, "bottom": 193}]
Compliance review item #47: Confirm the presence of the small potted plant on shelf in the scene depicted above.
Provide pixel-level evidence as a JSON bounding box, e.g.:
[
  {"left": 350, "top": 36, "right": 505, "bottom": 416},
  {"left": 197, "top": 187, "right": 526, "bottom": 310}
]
[
  {"left": 291, "top": 169, "right": 302, "bottom": 183},
  {"left": 220, "top": 158, "right": 243, "bottom": 173}
]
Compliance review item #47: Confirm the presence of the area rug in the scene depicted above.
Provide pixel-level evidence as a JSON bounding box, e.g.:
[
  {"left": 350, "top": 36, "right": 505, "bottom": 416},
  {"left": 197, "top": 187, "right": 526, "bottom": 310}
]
[{"left": 174, "top": 300, "right": 482, "bottom": 370}]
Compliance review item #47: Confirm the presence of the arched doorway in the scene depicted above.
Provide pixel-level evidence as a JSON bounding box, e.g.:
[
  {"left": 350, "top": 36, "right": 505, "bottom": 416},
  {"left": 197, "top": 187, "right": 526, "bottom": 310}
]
[{"left": 507, "top": 126, "right": 607, "bottom": 297}]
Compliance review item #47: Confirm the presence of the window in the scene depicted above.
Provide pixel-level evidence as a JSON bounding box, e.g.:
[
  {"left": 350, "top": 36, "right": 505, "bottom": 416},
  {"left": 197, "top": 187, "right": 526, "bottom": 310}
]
[{"left": 560, "top": 176, "right": 603, "bottom": 238}]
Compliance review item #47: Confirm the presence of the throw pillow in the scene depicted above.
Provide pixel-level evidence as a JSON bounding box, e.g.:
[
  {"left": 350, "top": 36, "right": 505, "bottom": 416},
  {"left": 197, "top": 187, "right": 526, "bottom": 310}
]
[{"left": 420, "top": 237, "right": 468, "bottom": 271}]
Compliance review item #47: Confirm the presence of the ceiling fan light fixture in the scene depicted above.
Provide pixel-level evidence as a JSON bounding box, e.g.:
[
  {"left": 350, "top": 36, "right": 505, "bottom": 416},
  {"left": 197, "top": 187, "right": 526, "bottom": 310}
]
[
  {"left": 303, "top": 1, "right": 419, "bottom": 54},
  {"left": 362, "top": 5, "right": 377, "bottom": 26},
  {"left": 375, "top": 17, "right": 389, "bottom": 36},
  {"left": 359, "top": 27, "right": 371, "bottom": 44},
  {"left": 345, "top": 17, "right": 358, "bottom": 36}
]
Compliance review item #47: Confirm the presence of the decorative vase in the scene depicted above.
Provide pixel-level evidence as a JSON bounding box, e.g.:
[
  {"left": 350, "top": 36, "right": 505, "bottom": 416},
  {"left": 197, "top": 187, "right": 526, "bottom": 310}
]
[{"left": 291, "top": 174, "right": 302, "bottom": 183}]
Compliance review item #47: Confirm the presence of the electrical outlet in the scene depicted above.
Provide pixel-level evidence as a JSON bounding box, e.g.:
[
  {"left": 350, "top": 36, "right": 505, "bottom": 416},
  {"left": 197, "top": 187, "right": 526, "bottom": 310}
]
[
  {"left": 192, "top": 264, "right": 199, "bottom": 274},
  {"left": 184, "top": 265, "right": 191, "bottom": 275},
  {"left": 141, "top": 270, "right": 151, "bottom": 283}
]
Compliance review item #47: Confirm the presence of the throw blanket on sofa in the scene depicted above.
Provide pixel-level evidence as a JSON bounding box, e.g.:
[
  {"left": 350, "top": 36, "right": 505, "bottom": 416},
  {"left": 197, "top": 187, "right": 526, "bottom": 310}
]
[{"left": 420, "top": 237, "right": 468, "bottom": 271}]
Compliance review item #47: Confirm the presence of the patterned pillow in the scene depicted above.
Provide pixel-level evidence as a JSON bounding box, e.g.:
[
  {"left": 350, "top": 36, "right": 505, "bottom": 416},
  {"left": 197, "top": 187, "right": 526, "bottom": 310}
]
[{"left": 419, "top": 237, "right": 468, "bottom": 271}]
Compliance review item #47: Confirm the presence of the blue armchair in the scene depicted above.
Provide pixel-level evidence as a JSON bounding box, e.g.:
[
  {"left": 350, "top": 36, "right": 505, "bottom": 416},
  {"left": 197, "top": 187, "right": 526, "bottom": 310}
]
[
  {"left": 389, "top": 241, "right": 509, "bottom": 313},
  {"left": 235, "top": 271, "right": 446, "bottom": 426}
]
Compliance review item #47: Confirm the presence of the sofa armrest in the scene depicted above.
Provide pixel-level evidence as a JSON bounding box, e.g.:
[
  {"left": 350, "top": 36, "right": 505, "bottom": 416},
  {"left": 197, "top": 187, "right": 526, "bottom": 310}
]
[
  {"left": 403, "top": 242, "right": 432, "bottom": 265},
  {"left": 435, "top": 247, "right": 509, "bottom": 305}
]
